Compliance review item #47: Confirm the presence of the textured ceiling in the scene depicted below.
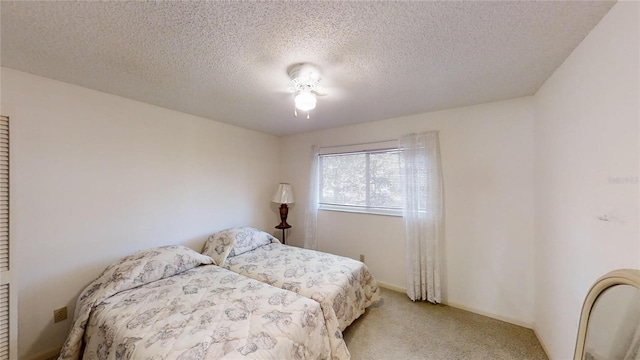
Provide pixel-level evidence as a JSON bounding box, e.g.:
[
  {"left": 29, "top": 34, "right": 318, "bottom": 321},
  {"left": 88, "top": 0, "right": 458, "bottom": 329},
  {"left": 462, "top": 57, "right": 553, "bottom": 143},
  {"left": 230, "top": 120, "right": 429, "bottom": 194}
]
[{"left": 1, "top": 1, "right": 614, "bottom": 136}]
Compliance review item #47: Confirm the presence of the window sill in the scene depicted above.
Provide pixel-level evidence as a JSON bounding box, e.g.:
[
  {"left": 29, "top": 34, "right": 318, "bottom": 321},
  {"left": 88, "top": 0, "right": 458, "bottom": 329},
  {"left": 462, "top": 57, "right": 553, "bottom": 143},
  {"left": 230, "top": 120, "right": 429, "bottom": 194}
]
[{"left": 318, "top": 204, "right": 403, "bottom": 217}]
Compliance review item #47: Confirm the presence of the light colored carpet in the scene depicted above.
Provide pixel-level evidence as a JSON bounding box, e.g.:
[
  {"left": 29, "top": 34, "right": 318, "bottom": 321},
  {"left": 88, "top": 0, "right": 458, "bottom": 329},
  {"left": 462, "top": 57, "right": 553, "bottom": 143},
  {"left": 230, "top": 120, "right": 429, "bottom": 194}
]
[{"left": 343, "top": 288, "right": 549, "bottom": 360}]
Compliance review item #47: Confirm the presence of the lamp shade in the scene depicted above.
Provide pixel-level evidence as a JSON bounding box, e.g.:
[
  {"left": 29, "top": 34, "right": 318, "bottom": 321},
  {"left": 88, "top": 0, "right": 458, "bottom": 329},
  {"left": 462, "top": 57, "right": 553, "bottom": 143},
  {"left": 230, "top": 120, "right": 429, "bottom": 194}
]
[
  {"left": 294, "top": 91, "right": 316, "bottom": 111},
  {"left": 271, "top": 183, "right": 295, "bottom": 204}
]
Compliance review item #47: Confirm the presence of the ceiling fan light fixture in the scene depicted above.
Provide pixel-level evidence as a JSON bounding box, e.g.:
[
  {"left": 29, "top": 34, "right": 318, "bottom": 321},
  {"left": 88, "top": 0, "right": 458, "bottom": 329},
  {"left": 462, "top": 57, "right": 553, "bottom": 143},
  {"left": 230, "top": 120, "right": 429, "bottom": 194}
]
[
  {"left": 288, "top": 63, "right": 323, "bottom": 117},
  {"left": 294, "top": 90, "right": 317, "bottom": 111}
]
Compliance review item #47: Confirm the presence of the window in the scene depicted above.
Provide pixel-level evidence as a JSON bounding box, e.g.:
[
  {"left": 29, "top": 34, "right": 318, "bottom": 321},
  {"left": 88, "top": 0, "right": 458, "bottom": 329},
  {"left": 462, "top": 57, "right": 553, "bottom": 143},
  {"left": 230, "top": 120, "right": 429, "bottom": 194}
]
[{"left": 319, "top": 148, "right": 402, "bottom": 216}]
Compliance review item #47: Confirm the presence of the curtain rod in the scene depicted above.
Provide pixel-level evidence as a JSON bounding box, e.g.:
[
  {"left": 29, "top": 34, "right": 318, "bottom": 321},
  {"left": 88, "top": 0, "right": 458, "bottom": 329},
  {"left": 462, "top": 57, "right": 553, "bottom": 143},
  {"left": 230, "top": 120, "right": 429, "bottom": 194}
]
[{"left": 318, "top": 138, "right": 397, "bottom": 150}]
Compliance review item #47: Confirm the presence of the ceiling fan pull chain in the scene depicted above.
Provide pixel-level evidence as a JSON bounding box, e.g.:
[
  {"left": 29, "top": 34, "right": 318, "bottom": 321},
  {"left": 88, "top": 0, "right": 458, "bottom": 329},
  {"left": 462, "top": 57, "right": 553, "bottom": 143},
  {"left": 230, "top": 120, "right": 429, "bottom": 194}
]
[
  {"left": 307, "top": 112, "right": 310, "bottom": 120},
  {"left": 294, "top": 108, "right": 298, "bottom": 117}
]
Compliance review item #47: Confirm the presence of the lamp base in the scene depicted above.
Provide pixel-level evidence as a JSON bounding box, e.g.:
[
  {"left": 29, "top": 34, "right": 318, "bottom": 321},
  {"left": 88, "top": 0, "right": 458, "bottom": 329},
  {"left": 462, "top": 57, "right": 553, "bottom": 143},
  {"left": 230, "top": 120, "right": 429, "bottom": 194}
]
[
  {"left": 275, "top": 204, "right": 292, "bottom": 229},
  {"left": 275, "top": 203, "right": 291, "bottom": 244}
]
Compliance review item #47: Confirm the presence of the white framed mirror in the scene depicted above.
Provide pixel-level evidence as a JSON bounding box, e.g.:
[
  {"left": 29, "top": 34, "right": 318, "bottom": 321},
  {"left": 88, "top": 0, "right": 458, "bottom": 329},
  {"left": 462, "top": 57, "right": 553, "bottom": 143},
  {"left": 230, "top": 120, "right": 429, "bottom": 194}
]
[{"left": 574, "top": 269, "right": 640, "bottom": 360}]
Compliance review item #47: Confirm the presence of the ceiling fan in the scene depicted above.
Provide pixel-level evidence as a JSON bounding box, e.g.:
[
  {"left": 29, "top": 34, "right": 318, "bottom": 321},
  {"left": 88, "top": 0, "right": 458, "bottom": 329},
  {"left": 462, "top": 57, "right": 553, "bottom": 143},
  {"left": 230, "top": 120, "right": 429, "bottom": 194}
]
[{"left": 287, "top": 63, "right": 327, "bottom": 119}]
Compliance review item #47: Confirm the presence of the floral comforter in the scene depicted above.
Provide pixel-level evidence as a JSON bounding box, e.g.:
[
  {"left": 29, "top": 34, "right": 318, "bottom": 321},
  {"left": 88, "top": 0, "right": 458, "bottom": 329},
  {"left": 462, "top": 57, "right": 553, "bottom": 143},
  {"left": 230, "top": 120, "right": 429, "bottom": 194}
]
[
  {"left": 222, "top": 243, "right": 382, "bottom": 331},
  {"left": 59, "top": 246, "right": 350, "bottom": 360}
]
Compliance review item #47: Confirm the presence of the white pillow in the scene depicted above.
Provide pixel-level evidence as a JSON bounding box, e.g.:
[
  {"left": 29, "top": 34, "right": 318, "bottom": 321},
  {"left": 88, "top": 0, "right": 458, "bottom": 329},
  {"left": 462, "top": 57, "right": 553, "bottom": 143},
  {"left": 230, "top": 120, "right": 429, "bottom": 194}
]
[{"left": 202, "top": 227, "right": 278, "bottom": 265}]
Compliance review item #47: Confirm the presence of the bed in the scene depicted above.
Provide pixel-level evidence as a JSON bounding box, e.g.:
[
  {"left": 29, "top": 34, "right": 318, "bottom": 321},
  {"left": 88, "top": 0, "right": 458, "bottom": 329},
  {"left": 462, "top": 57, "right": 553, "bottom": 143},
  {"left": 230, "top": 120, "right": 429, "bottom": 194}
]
[
  {"left": 59, "top": 245, "right": 350, "bottom": 360},
  {"left": 202, "top": 227, "right": 382, "bottom": 332}
]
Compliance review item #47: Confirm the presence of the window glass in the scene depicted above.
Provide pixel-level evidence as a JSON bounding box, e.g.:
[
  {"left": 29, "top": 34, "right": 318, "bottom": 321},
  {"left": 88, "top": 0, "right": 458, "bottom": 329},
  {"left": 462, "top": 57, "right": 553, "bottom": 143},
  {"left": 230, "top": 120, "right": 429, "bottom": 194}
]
[{"left": 319, "top": 148, "right": 402, "bottom": 215}]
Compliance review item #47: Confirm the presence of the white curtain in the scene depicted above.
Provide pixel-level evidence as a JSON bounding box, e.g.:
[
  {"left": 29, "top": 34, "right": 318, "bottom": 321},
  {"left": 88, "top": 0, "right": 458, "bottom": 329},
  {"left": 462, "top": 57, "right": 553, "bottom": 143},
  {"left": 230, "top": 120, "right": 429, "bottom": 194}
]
[
  {"left": 399, "top": 131, "right": 444, "bottom": 303},
  {"left": 304, "top": 145, "right": 320, "bottom": 250}
]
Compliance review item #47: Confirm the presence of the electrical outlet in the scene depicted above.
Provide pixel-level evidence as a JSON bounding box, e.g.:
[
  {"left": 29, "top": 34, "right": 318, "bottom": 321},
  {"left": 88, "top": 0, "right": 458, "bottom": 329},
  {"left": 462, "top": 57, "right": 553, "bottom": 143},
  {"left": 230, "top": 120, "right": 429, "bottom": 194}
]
[
  {"left": 359, "top": 254, "right": 365, "bottom": 263},
  {"left": 53, "top": 307, "right": 68, "bottom": 323}
]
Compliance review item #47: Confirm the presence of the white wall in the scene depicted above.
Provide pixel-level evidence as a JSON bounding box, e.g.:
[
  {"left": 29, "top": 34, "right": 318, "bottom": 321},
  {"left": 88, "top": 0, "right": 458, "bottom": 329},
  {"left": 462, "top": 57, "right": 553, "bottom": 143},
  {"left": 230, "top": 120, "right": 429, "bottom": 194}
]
[
  {"left": 533, "top": 2, "right": 640, "bottom": 359},
  {"left": 1, "top": 68, "right": 282, "bottom": 359},
  {"left": 281, "top": 96, "right": 536, "bottom": 327}
]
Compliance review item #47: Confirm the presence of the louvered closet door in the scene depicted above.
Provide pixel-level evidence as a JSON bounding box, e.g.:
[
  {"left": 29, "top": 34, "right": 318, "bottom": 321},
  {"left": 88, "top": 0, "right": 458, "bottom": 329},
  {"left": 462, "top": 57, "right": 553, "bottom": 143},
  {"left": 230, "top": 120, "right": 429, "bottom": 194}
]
[{"left": 0, "top": 116, "right": 15, "bottom": 360}]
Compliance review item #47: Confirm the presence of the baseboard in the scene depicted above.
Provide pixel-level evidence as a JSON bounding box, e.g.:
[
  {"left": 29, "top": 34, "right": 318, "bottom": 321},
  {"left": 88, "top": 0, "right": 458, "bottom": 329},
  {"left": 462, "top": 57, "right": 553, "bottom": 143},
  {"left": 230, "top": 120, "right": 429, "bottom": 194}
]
[
  {"left": 377, "top": 281, "right": 406, "bottom": 293},
  {"left": 444, "top": 300, "right": 533, "bottom": 329},
  {"left": 533, "top": 323, "right": 554, "bottom": 360},
  {"left": 376, "top": 281, "right": 533, "bottom": 329},
  {"left": 26, "top": 346, "right": 61, "bottom": 360}
]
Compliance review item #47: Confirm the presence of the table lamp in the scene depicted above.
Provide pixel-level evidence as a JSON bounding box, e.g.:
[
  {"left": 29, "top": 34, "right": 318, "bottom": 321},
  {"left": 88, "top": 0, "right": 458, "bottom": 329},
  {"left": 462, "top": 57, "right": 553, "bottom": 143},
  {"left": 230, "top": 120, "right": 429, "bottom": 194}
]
[{"left": 271, "top": 183, "right": 294, "bottom": 244}]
